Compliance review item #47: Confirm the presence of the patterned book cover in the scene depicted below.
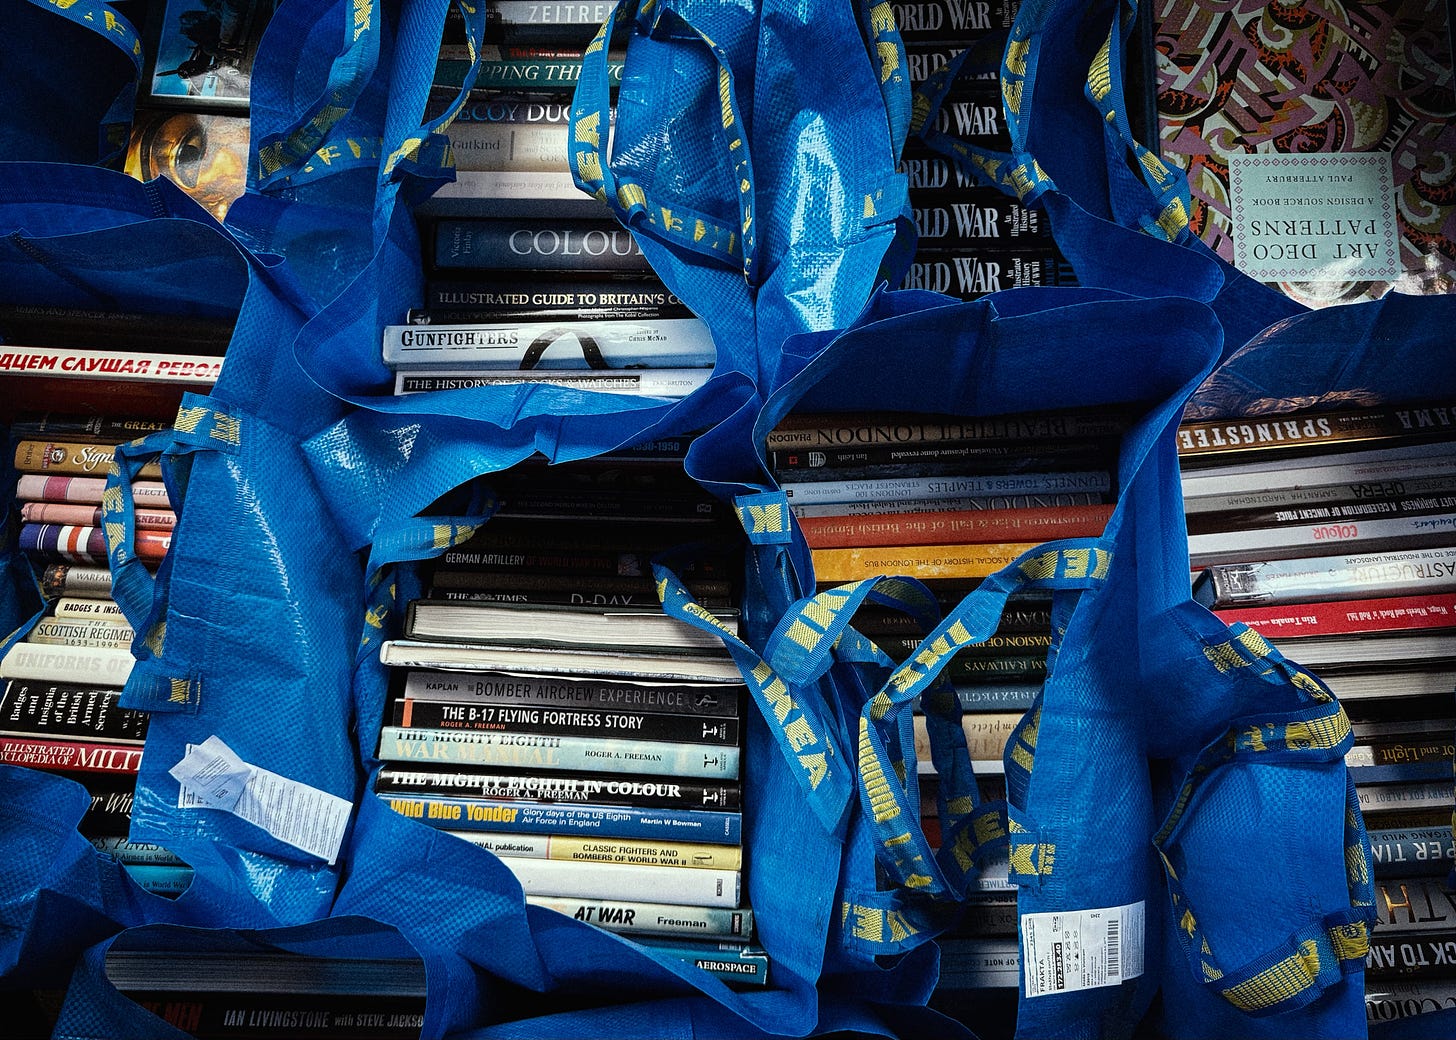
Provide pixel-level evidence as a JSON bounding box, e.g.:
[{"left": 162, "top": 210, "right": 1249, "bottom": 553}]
[{"left": 1154, "top": 0, "right": 1456, "bottom": 305}]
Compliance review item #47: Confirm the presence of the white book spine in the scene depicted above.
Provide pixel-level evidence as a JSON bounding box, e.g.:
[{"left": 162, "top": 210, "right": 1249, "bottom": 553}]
[
  {"left": 495, "top": 854, "right": 740, "bottom": 907},
  {"left": 1180, "top": 445, "right": 1456, "bottom": 499},
  {"left": 1188, "top": 512, "right": 1456, "bottom": 567},
  {"left": 26, "top": 617, "right": 135, "bottom": 650},
  {"left": 0, "top": 345, "right": 221, "bottom": 383},
  {"left": 394, "top": 368, "right": 712, "bottom": 398},
  {"left": 0, "top": 641, "right": 134, "bottom": 685},
  {"left": 382, "top": 318, "right": 715, "bottom": 370}
]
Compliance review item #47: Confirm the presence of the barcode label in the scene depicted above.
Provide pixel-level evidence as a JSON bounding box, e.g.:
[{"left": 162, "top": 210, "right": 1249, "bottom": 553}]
[{"left": 1021, "top": 900, "right": 1145, "bottom": 998}]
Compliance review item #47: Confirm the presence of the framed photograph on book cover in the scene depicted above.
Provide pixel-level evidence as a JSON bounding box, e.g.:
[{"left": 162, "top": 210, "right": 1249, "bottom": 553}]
[
  {"left": 125, "top": 106, "right": 250, "bottom": 221},
  {"left": 141, "top": 0, "right": 278, "bottom": 110},
  {"left": 1153, "top": 0, "right": 1456, "bottom": 307}
]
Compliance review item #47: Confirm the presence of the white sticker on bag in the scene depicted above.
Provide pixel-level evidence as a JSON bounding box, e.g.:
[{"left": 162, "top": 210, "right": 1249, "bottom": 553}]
[
  {"left": 171, "top": 736, "right": 351, "bottom": 865},
  {"left": 1020, "top": 900, "right": 1145, "bottom": 998}
]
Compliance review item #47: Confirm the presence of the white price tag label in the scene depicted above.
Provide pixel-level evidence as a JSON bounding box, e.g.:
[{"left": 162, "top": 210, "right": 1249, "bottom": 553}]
[
  {"left": 172, "top": 736, "right": 352, "bottom": 865},
  {"left": 1021, "top": 900, "right": 1145, "bottom": 998}
]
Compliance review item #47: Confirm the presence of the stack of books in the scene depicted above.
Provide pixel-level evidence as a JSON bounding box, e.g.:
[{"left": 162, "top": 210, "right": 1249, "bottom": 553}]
[
  {"left": 1179, "top": 399, "right": 1456, "bottom": 1023},
  {"left": 373, "top": 448, "right": 766, "bottom": 984},
  {"left": 1365, "top": 873, "right": 1456, "bottom": 1025},
  {"left": 768, "top": 404, "right": 1130, "bottom": 1008},
  {"left": 897, "top": 0, "right": 1077, "bottom": 297},
  {"left": 424, "top": 2, "right": 624, "bottom": 209},
  {"left": 1, "top": 410, "right": 192, "bottom": 896}
]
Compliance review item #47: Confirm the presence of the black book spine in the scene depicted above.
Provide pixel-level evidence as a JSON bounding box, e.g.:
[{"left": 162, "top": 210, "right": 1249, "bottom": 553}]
[
  {"left": 888, "top": 0, "right": 1023, "bottom": 42},
  {"left": 1366, "top": 930, "right": 1456, "bottom": 978},
  {"left": 430, "top": 218, "right": 653, "bottom": 275},
  {"left": 393, "top": 700, "right": 740, "bottom": 745},
  {"left": 0, "top": 680, "right": 148, "bottom": 743},
  {"left": 425, "top": 278, "right": 684, "bottom": 312}
]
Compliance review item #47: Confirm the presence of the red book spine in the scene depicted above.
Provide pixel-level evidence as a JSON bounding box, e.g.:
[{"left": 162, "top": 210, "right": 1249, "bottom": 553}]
[
  {"left": 1214, "top": 592, "right": 1456, "bottom": 638},
  {"left": 19, "top": 502, "right": 177, "bottom": 530},
  {"left": 796, "top": 503, "right": 1114, "bottom": 548},
  {"left": 0, "top": 735, "right": 144, "bottom": 774}
]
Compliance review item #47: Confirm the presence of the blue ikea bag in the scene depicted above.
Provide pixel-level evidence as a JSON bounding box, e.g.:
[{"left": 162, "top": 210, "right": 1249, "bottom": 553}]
[
  {"left": 0, "top": 0, "right": 141, "bottom": 167},
  {"left": 1171, "top": 292, "right": 1456, "bottom": 1040},
  {"left": 0, "top": 160, "right": 351, "bottom": 995},
  {"left": 287, "top": 2, "right": 960, "bottom": 1034}
]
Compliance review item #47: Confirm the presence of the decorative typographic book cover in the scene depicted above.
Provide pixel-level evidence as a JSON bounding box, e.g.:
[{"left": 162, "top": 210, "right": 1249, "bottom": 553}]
[
  {"left": 1154, "top": 0, "right": 1456, "bottom": 305},
  {"left": 125, "top": 107, "right": 250, "bottom": 221}
]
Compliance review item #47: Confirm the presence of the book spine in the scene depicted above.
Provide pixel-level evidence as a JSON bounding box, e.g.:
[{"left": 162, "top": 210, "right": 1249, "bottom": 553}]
[
  {"left": 431, "top": 219, "right": 651, "bottom": 274},
  {"left": 767, "top": 409, "right": 1127, "bottom": 450},
  {"left": 51, "top": 596, "right": 127, "bottom": 620},
  {"left": 769, "top": 438, "right": 1106, "bottom": 474},
  {"left": 883, "top": 0, "right": 1022, "bottom": 41},
  {"left": 399, "top": 669, "right": 742, "bottom": 717},
  {"left": 812, "top": 542, "right": 1041, "bottom": 583},
  {"left": 1184, "top": 474, "right": 1456, "bottom": 517},
  {"left": 394, "top": 368, "right": 711, "bottom": 397},
  {"left": 381, "top": 793, "right": 743, "bottom": 843},
  {"left": 117, "top": 992, "right": 424, "bottom": 1039},
  {"left": 432, "top": 546, "right": 724, "bottom": 577},
  {"left": 525, "top": 894, "right": 754, "bottom": 938},
  {"left": 1187, "top": 494, "right": 1456, "bottom": 535},
  {"left": 1357, "top": 781, "right": 1456, "bottom": 815},
  {"left": 916, "top": 683, "right": 1042, "bottom": 713},
  {"left": 7, "top": 410, "right": 172, "bottom": 442},
  {"left": 790, "top": 490, "right": 1107, "bottom": 519},
  {"left": 122, "top": 862, "right": 195, "bottom": 896},
  {"left": 375, "top": 766, "right": 741, "bottom": 809},
  {"left": 1348, "top": 734, "right": 1455, "bottom": 771},
  {"left": 1373, "top": 877, "right": 1456, "bottom": 932},
  {"left": 634, "top": 937, "right": 769, "bottom": 985},
  {"left": 495, "top": 855, "right": 739, "bottom": 906},
  {"left": 19, "top": 501, "right": 176, "bottom": 529},
  {"left": 909, "top": 193, "right": 1055, "bottom": 247},
  {"left": 1366, "top": 931, "right": 1456, "bottom": 978},
  {"left": 781, "top": 470, "right": 1111, "bottom": 505},
  {"left": 1368, "top": 827, "right": 1456, "bottom": 877},
  {"left": 378, "top": 726, "right": 739, "bottom": 778},
  {"left": 448, "top": 120, "right": 572, "bottom": 172},
  {"left": 425, "top": 279, "right": 686, "bottom": 315},
  {"left": 82, "top": 781, "right": 136, "bottom": 836},
  {"left": 879, "top": 632, "right": 1053, "bottom": 657},
  {"left": 426, "top": 570, "right": 730, "bottom": 598},
  {"left": 1, "top": 679, "right": 148, "bottom": 742},
  {"left": 799, "top": 504, "right": 1114, "bottom": 548},
  {"left": 447, "top": 829, "right": 742, "bottom": 869},
  {"left": 898, "top": 250, "right": 1072, "bottom": 296},
  {"left": 1177, "top": 402, "right": 1456, "bottom": 460},
  {"left": 488, "top": 488, "right": 727, "bottom": 522},
  {"left": 424, "top": 586, "right": 734, "bottom": 609},
  {"left": 14, "top": 474, "right": 172, "bottom": 507},
  {"left": 0, "top": 735, "right": 144, "bottom": 773},
  {"left": 394, "top": 699, "right": 739, "bottom": 745},
  {"left": 88, "top": 836, "right": 186, "bottom": 866},
  {"left": 422, "top": 169, "right": 583, "bottom": 205},
  {"left": 1188, "top": 512, "right": 1456, "bottom": 567},
  {"left": 19, "top": 524, "right": 169, "bottom": 564},
  {"left": 25, "top": 616, "right": 135, "bottom": 650},
  {"left": 40, "top": 564, "right": 115, "bottom": 600},
  {"left": 13, "top": 439, "right": 161, "bottom": 479},
  {"left": 437, "top": 57, "right": 624, "bottom": 91},
  {"left": 1214, "top": 592, "right": 1456, "bottom": 638},
  {"left": 1364, "top": 978, "right": 1456, "bottom": 1021},
  {"left": 0, "top": 346, "right": 222, "bottom": 383},
  {"left": 381, "top": 317, "right": 715, "bottom": 370},
  {"left": 914, "top": 713, "right": 1023, "bottom": 764},
  {"left": 0, "top": 641, "right": 134, "bottom": 685},
  {"left": 1194, "top": 547, "right": 1456, "bottom": 608},
  {"left": 1179, "top": 444, "right": 1456, "bottom": 501}
]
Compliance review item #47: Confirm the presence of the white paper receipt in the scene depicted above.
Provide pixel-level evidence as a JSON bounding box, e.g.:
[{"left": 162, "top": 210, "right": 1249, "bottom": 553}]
[
  {"left": 1021, "top": 900, "right": 1145, "bottom": 998},
  {"left": 171, "top": 735, "right": 351, "bottom": 865}
]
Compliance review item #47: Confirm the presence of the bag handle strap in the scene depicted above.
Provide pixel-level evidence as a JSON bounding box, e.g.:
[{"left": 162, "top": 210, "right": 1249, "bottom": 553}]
[
  {"left": 1154, "top": 625, "right": 1375, "bottom": 1015},
  {"left": 650, "top": 555, "right": 853, "bottom": 836},
  {"left": 570, "top": 0, "right": 760, "bottom": 283},
  {"left": 19, "top": 0, "right": 142, "bottom": 167},
  {"left": 103, "top": 396, "right": 248, "bottom": 713}
]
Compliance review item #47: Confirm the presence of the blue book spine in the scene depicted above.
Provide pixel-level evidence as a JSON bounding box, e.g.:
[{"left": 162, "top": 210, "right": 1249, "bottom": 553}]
[
  {"left": 378, "top": 725, "right": 739, "bottom": 779},
  {"left": 1369, "top": 826, "right": 1456, "bottom": 877},
  {"left": 378, "top": 793, "right": 742, "bottom": 845},
  {"left": 1348, "top": 761, "right": 1454, "bottom": 785},
  {"left": 634, "top": 937, "right": 769, "bottom": 986}
]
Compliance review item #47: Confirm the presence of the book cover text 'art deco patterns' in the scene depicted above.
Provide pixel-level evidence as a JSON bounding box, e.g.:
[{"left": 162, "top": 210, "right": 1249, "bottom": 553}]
[{"left": 1155, "top": 0, "right": 1456, "bottom": 306}]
